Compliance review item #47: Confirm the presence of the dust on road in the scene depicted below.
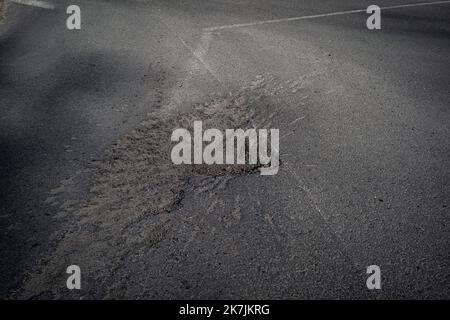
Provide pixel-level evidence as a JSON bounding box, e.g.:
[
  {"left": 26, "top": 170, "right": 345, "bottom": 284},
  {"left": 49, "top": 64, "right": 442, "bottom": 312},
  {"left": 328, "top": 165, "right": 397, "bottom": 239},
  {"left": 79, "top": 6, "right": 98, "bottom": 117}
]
[
  {"left": 19, "top": 75, "right": 307, "bottom": 298},
  {"left": 0, "top": 0, "right": 9, "bottom": 25}
]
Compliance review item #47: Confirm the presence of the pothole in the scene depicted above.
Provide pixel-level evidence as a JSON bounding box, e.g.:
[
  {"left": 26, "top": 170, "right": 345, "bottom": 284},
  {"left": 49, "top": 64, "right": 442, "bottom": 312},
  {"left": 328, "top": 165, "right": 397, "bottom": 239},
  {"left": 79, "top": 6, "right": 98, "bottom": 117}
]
[{"left": 20, "top": 75, "right": 307, "bottom": 298}]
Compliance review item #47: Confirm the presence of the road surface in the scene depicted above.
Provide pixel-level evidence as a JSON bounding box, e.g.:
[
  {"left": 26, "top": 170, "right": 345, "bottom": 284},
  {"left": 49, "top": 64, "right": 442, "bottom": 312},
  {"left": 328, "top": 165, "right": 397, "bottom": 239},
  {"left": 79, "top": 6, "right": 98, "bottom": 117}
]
[{"left": 0, "top": 0, "right": 449, "bottom": 299}]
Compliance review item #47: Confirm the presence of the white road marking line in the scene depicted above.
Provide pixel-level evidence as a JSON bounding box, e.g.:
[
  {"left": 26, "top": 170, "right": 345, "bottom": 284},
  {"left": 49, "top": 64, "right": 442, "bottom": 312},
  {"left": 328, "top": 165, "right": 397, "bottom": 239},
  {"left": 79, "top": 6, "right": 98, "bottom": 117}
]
[
  {"left": 9, "top": 0, "right": 55, "bottom": 10},
  {"left": 204, "top": 0, "right": 450, "bottom": 31},
  {"left": 158, "top": 15, "right": 232, "bottom": 108},
  {"left": 254, "top": 123, "right": 357, "bottom": 265},
  {"left": 280, "top": 131, "right": 294, "bottom": 140},
  {"left": 288, "top": 115, "right": 306, "bottom": 126},
  {"left": 178, "top": 31, "right": 229, "bottom": 93},
  {"left": 282, "top": 158, "right": 358, "bottom": 267}
]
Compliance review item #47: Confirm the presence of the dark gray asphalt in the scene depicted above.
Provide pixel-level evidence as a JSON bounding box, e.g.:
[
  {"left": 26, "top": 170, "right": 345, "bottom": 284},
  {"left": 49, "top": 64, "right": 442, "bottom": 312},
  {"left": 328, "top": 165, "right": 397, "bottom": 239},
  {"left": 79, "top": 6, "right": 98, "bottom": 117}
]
[{"left": 0, "top": 0, "right": 449, "bottom": 299}]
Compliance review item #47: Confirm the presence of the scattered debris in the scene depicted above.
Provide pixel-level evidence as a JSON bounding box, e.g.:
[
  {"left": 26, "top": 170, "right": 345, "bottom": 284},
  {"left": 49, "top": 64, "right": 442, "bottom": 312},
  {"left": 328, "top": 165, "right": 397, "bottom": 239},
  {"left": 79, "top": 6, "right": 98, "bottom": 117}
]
[{"left": 19, "top": 75, "right": 308, "bottom": 298}]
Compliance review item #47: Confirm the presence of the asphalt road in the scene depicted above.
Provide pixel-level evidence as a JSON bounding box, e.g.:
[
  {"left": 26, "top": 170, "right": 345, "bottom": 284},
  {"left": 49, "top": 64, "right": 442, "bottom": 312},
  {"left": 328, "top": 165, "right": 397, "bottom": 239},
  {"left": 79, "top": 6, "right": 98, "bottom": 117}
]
[{"left": 0, "top": 0, "right": 449, "bottom": 299}]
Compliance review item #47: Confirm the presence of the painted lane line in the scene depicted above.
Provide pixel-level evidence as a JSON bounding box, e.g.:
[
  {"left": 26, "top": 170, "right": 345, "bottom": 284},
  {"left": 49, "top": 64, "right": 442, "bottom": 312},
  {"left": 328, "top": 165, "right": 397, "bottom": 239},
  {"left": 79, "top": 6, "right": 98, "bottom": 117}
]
[
  {"left": 9, "top": 0, "right": 55, "bottom": 10},
  {"left": 204, "top": 0, "right": 450, "bottom": 31}
]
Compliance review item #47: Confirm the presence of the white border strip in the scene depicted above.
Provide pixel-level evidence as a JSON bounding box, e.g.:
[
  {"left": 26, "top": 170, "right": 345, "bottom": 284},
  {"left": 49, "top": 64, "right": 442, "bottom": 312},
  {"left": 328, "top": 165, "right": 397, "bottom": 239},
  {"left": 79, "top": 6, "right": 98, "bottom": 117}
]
[
  {"left": 9, "top": 0, "right": 55, "bottom": 10},
  {"left": 204, "top": 0, "right": 450, "bottom": 31}
]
